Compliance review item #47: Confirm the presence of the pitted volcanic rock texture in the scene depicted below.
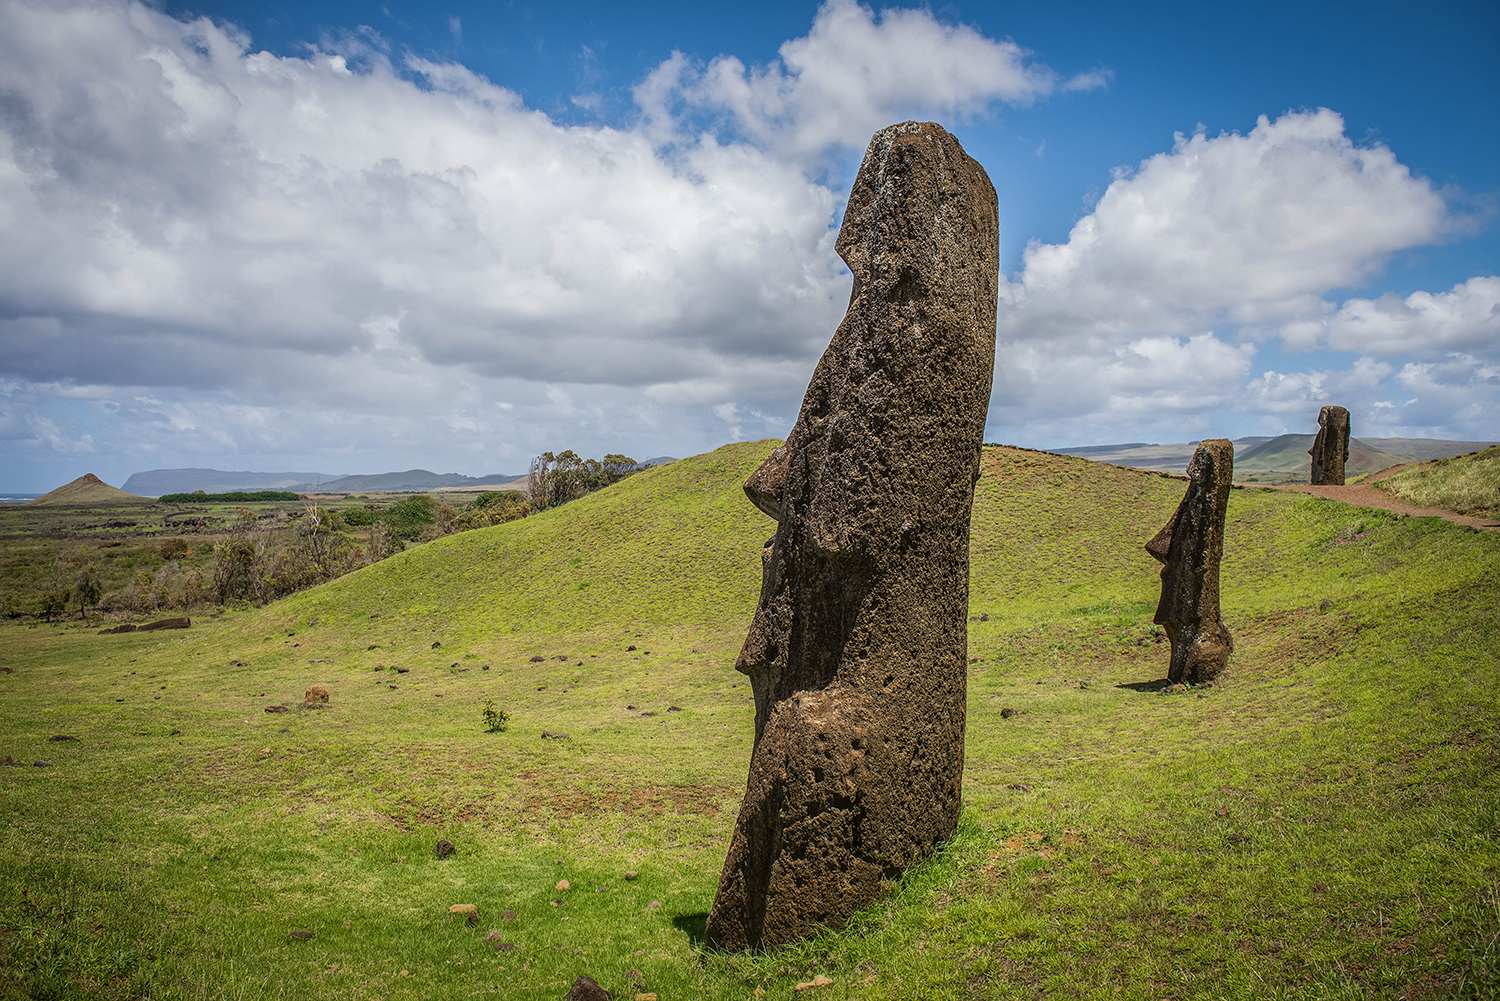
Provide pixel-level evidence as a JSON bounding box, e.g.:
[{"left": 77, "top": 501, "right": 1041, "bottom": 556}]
[
  {"left": 1145, "top": 439, "right": 1235, "bottom": 685},
  {"left": 703, "top": 121, "right": 998, "bottom": 951},
  {"left": 1309, "top": 405, "right": 1351, "bottom": 485}
]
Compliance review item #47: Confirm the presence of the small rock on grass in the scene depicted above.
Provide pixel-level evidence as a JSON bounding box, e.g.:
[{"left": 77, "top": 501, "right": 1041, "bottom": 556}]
[
  {"left": 48, "top": 735, "right": 78, "bottom": 742},
  {"left": 794, "top": 975, "right": 834, "bottom": 991},
  {"left": 448, "top": 904, "right": 479, "bottom": 925},
  {"left": 562, "top": 974, "right": 614, "bottom": 1000},
  {"left": 501, "top": 909, "right": 516, "bottom": 921},
  {"left": 288, "top": 929, "right": 314, "bottom": 940},
  {"left": 647, "top": 900, "right": 661, "bottom": 910},
  {"left": 623, "top": 870, "right": 639, "bottom": 880},
  {"left": 541, "top": 731, "right": 570, "bottom": 740},
  {"left": 1000, "top": 707, "right": 1017, "bottom": 718},
  {"left": 435, "top": 839, "right": 455, "bottom": 859},
  {"left": 555, "top": 879, "right": 570, "bottom": 891}
]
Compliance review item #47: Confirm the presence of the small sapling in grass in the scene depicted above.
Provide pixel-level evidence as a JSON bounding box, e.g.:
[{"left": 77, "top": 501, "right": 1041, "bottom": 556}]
[{"left": 481, "top": 698, "right": 510, "bottom": 733}]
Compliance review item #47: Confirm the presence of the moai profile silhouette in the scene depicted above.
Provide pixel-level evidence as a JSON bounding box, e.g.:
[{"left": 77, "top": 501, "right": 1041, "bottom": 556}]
[
  {"left": 704, "top": 121, "right": 998, "bottom": 951},
  {"left": 1309, "top": 405, "right": 1351, "bottom": 485},
  {"left": 1145, "top": 439, "right": 1234, "bottom": 685}
]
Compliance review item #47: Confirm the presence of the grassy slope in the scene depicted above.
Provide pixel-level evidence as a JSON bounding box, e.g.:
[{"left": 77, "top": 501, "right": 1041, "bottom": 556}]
[
  {"left": 1, "top": 441, "right": 1497, "bottom": 1000},
  {"left": 1376, "top": 446, "right": 1500, "bottom": 517}
]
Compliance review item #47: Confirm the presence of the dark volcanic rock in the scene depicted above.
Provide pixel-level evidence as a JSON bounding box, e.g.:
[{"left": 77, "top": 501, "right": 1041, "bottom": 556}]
[
  {"left": 1145, "top": 439, "right": 1234, "bottom": 685},
  {"left": 704, "top": 121, "right": 998, "bottom": 952},
  {"left": 562, "top": 974, "right": 613, "bottom": 1000},
  {"left": 1308, "top": 405, "right": 1351, "bottom": 485},
  {"left": 435, "top": 839, "right": 456, "bottom": 859}
]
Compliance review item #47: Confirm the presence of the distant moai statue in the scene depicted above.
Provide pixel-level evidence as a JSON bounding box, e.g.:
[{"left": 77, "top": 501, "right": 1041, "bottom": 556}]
[
  {"left": 703, "top": 122, "right": 998, "bottom": 952},
  {"left": 1308, "top": 405, "right": 1351, "bottom": 485},
  {"left": 1145, "top": 439, "right": 1234, "bottom": 685}
]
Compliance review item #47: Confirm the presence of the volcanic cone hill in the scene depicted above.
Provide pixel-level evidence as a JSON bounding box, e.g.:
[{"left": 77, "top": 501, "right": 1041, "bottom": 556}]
[{"left": 28, "top": 473, "right": 148, "bottom": 505}]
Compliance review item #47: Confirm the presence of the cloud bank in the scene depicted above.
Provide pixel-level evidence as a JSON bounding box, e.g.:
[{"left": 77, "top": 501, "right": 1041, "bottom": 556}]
[{"left": 0, "top": 0, "right": 1494, "bottom": 488}]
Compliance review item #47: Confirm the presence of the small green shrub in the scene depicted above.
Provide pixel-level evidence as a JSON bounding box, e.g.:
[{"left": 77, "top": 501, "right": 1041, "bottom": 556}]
[
  {"left": 481, "top": 698, "right": 510, "bottom": 733},
  {"left": 341, "top": 507, "right": 379, "bottom": 527}
]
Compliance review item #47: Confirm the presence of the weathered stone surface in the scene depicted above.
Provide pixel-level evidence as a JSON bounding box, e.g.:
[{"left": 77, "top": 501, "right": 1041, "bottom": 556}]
[
  {"left": 704, "top": 121, "right": 998, "bottom": 951},
  {"left": 303, "top": 685, "right": 330, "bottom": 705},
  {"left": 1145, "top": 439, "right": 1234, "bottom": 685},
  {"left": 1308, "top": 405, "right": 1351, "bottom": 485}
]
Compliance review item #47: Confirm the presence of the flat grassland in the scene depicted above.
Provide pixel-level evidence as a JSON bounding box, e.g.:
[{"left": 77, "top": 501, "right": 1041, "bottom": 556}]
[{"left": 1, "top": 442, "right": 1497, "bottom": 999}]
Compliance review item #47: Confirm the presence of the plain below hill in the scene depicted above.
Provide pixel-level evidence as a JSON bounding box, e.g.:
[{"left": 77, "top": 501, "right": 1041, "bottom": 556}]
[
  {"left": 28, "top": 473, "right": 148, "bottom": 505},
  {"left": 290, "top": 469, "right": 527, "bottom": 493},
  {"left": 122, "top": 468, "right": 343, "bottom": 496}
]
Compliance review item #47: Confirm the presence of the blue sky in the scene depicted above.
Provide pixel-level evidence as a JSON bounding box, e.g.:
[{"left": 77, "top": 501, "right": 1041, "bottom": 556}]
[{"left": 0, "top": 0, "right": 1496, "bottom": 490}]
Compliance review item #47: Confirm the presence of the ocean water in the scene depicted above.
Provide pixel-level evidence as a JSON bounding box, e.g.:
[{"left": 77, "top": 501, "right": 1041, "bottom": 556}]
[{"left": 0, "top": 494, "right": 41, "bottom": 504}]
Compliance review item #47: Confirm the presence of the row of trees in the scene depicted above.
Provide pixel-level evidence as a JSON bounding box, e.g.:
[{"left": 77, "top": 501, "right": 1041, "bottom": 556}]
[{"left": 526, "top": 452, "right": 641, "bottom": 511}]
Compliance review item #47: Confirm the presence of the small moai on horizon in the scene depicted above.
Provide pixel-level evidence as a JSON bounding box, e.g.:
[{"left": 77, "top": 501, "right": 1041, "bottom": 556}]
[
  {"left": 703, "top": 121, "right": 998, "bottom": 952},
  {"left": 1308, "top": 405, "right": 1351, "bottom": 485},
  {"left": 1145, "top": 439, "right": 1234, "bottom": 685}
]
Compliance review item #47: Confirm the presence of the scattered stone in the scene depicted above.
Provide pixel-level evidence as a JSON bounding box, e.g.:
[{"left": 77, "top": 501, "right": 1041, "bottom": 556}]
[
  {"left": 394, "top": 665, "right": 409, "bottom": 674},
  {"left": 265, "top": 705, "right": 289, "bottom": 713},
  {"left": 626, "top": 705, "right": 636, "bottom": 710},
  {"left": 1000, "top": 708, "right": 1017, "bottom": 719},
  {"left": 550, "top": 899, "right": 563, "bottom": 906},
  {"left": 667, "top": 706, "right": 682, "bottom": 712},
  {"left": 530, "top": 655, "right": 545, "bottom": 663},
  {"left": 288, "top": 929, "right": 314, "bottom": 940},
  {"left": 794, "top": 976, "right": 834, "bottom": 991},
  {"left": 1309, "top": 405, "right": 1351, "bottom": 486},
  {"left": 99, "top": 624, "right": 136, "bottom": 634},
  {"left": 541, "top": 731, "right": 570, "bottom": 740},
  {"left": 170, "top": 729, "right": 181, "bottom": 736},
  {"left": 448, "top": 903, "right": 479, "bottom": 925},
  {"left": 431, "top": 641, "right": 442, "bottom": 649},
  {"left": 626, "top": 645, "right": 637, "bottom": 652},
  {"left": 435, "top": 839, "right": 456, "bottom": 859},
  {"left": 562, "top": 975, "right": 614, "bottom": 1001},
  {"left": 482, "top": 665, "right": 490, "bottom": 671},
  {"left": 639, "top": 711, "right": 656, "bottom": 717},
  {"left": 229, "top": 659, "right": 244, "bottom": 666},
  {"left": 1006, "top": 783, "right": 1031, "bottom": 792},
  {"left": 303, "top": 686, "right": 330, "bottom": 705},
  {"left": 624, "top": 870, "right": 638, "bottom": 880},
  {"left": 502, "top": 909, "right": 516, "bottom": 920},
  {"left": 556, "top": 880, "right": 571, "bottom": 891},
  {"left": 1144, "top": 439, "right": 1234, "bottom": 686},
  {"left": 138, "top": 617, "right": 190, "bottom": 632},
  {"left": 32, "top": 760, "right": 50, "bottom": 767},
  {"left": 1319, "top": 598, "right": 1333, "bottom": 611},
  {"left": 647, "top": 900, "right": 661, "bottom": 910},
  {"left": 48, "top": 735, "right": 78, "bottom": 742},
  {"left": 979, "top": 613, "right": 989, "bottom": 622},
  {"left": 369, "top": 612, "right": 381, "bottom": 619},
  {"left": 706, "top": 122, "right": 998, "bottom": 952},
  {"left": 0, "top": 756, "right": 14, "bottom": 767}
]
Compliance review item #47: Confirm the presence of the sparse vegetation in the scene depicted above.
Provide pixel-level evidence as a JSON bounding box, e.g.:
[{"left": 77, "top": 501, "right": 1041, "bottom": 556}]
[
  {"left": 0, "top": 442, "right": 1495, "bottom": 1000},
  {"left": 481, "top": 698, "right": 511, "bottom": 732},
  {"left": 1375, "top": 445, "right": 1500, "bottom": 515}
]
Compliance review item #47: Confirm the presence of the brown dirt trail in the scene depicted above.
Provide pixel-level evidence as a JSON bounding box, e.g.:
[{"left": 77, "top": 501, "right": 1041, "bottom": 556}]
[{"left": 1267, "top": 464, "right": 1499, "bottom": 531}]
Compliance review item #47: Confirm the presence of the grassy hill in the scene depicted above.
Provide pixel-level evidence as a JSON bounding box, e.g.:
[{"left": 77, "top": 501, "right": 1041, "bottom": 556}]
[
  {"left": 28, "top": 472, "right": 147, "bottom": 505},
  {"left": 1233, "top": 434, "right": 1410, "bottom": 484},
  {"left": 1376, "top": 445, "right": 1500, "bottom": 517},
  {"left": 1, "top": 442, "right": 1497, "bottom": 1000}
]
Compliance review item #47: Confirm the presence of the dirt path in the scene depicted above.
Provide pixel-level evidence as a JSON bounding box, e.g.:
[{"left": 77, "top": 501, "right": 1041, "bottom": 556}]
[{"left": 1266, "top": 464, "right": 1500, "bottom": 531}]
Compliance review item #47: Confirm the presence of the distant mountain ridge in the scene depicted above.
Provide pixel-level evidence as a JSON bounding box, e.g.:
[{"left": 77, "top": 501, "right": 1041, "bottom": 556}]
[
  {"left": 1050, "top": 436, "right": 1498, "bottom": 477},
  {"left": 293, "top": 469, "right": 526, "bottom": 492},
  {"left": 123, "top": 468, "right": 344, "bottom": 496}
]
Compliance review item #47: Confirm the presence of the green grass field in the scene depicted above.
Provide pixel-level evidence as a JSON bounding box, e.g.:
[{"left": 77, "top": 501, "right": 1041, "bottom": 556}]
[{"left": 2, "top": 441, "right": 1497, "bottom": 999}]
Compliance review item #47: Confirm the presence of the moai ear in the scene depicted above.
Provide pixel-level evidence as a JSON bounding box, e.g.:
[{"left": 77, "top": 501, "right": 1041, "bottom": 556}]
[{"left": 744, "top": 443, "right": 790, "bottom": 521}]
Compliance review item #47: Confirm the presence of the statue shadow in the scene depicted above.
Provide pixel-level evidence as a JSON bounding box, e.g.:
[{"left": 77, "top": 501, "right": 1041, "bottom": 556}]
[
  {"left": 672, "top": 912, "right": 709, "bottom": 947},
  {"left": 1115, "top": 679, "right": 1171, "bottom": 693}
]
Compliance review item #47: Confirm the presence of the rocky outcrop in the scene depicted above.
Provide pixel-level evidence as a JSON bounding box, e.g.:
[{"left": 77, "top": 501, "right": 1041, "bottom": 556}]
[
  {"left": 704, "top": 122, "right": 998, "bottom": 951},
  {"left": 1145, "top": 439, "right": 1234, "bottom": 685},
  {"left": 1309, "top": 405, "right": 1351, "bottom": 485}
]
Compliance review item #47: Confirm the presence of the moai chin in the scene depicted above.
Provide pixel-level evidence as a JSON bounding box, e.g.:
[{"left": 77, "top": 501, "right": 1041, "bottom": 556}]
[
  {"left": 703, "top": 122, "right": 998, "bottom": 952},
  {"left": 1308, "top": 405, "right": 1351, "bottom": 485},
  {"left": 1144, "top": 439, "right": 1234, "bottom": 685}
]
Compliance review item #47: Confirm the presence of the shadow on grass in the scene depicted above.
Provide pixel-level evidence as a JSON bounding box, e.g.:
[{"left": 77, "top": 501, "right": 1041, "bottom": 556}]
[
  {"left": 672, "top": 912, "right": 709, "bottom": 947},
  {"left": 1114, "top": 679, "right": 1170, "bottom": 693}
]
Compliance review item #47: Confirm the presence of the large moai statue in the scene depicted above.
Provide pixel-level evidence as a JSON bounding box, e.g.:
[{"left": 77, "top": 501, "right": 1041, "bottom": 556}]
[
  {"left": 1145, "top": 439, "right": 1234, "bottom": 685},
  {"left": 1308, "top": 405, "right": 1351, "bottom": 485},
  {"left": 703, "top": 122, "right": 998, "bottom": 952}
]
